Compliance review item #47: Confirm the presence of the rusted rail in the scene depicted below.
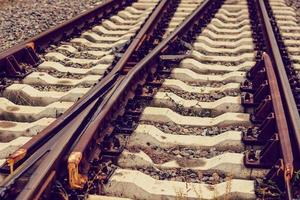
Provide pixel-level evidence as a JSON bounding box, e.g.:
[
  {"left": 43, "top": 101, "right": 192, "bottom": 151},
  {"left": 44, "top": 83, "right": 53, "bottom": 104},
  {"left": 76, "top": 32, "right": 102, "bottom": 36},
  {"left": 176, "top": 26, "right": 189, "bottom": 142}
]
[
  {"left": 65, "top": 0, "right": 177, "bottom": 189},
  {"left": 242, "top": 53, "right": 294, "bottom": 199},
  {"left": 262, "top": 54, "right": 293, "bottom": 198},
  {"left": 257, "top": 0, "right": 300, "bottom": 155},
  {"left": 2, "top": 0, "right": 176, "bottom": 174},
  {"left": 1, "top": 0, "right": 299, "bottom": 198},
  {"left": 0, "top": 0, "right": 134, "bottom": 172},
  {"left": 0, "top": 0, "right": 132, "bottom": 88},
  {"left": 67, "top": 0, "right": 222, "bottom": 191},
  {"left": 0, "top": 0, "right": 133, "bottom": 170},
  {"left": 241, "top": 0, "right": 300, "bottom": 198}
]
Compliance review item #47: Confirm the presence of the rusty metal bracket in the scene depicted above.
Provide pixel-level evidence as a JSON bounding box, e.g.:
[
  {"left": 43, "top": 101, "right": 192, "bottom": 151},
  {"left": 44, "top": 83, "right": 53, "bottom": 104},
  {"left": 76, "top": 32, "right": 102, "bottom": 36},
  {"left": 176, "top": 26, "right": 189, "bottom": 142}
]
[
  {"left": 252, "top": 80, "right": 269, "bottom": 104},
  {"left": 264, "top": 159, "right": 293, "bottom": 192},
  {"left": 245, "top": 134, "right": 279, "bottom": 168},
  {"left": 240, "top": 79, "right": 254, "bottom": 93},
  {"left": 68, "top": 152, "right": 88, "bottom": 189},
  {"left": 146, "top": 73, "right": 163, "bottom": 87},
  {"left": 241, "top": 79, "right": 269, "bottom": 108},
  {"left": 0, "top": 45, "right": 39, "bottom": 80},
  {"left": 241, "top": 92, "right": 255, "bottom": 107},
  {"left": 125, "top": 99, "right": 143, "bottom": 116},
  {"left": 243, "top": 112, "right": 276, "bottom": 145},
  {"left": 101, "top": 135, "right": 127, "bottom": 156},
  {"left": 6, "top": 149, "right": 27, "bottom": 174},
  {"left": 247, "top": 59, "right": 264, "bottom": 79},
  {"left": 250, "top": 95, "right": 272, "bottom": 124},
  {"left": 135, "top": 84, "right": 156, "bottom": 100}
]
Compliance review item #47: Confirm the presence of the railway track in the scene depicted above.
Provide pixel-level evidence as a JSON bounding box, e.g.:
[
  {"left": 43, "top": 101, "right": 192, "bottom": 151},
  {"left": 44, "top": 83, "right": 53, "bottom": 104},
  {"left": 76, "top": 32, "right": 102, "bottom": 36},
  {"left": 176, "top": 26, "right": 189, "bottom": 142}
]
[
  {"left": 0, "top": 0, "right": 160, "bottom": 163},
  {"left": 0, "top": 0, "right": 299, "bottom": 199}
]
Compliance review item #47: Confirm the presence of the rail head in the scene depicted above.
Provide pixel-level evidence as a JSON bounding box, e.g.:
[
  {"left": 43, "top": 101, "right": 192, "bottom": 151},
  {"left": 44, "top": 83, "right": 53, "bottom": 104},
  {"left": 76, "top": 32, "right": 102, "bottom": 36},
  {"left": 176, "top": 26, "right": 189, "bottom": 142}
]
[{"left": 262, "top": 52, "right": 294, "bottom": 179}]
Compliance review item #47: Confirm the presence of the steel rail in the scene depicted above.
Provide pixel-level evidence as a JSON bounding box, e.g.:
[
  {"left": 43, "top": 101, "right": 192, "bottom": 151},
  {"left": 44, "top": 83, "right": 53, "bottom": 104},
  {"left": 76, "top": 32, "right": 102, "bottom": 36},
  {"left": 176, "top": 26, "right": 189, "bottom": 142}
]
[
  {"left": 0, "top": 0, "right": 132, "bottom": 81},
  {"left": 14, "top": 87, "right": 117, "bottom": 200},
  {"left": 0, "top": 0, "right": 134, "bottom": 172},
  {"left": 1, "top": 72, "right": 119, "bottom": 173},
  {"left": 262, "top": 53, "right": 294, "bottom": 199},
  {"left": 0, "top": 89, "right": 106, "bottom": 199},
  {"left": 1, "top": 0, "right": 168, "bottom": 173},
  {"left": 0, "top": 0, "right": 174, "bottom": 198},
  {"left": 66, "top": 0, "right": 175, "bottom": 188},
  {"left": 103, "top": 0, "right": 173, "bottom": 75},
  {"left": 257, "top": 0, "right": 300, "bottom": 155},
  {"left": 68, "top": 0, "right": 221, "bottom": 190}
]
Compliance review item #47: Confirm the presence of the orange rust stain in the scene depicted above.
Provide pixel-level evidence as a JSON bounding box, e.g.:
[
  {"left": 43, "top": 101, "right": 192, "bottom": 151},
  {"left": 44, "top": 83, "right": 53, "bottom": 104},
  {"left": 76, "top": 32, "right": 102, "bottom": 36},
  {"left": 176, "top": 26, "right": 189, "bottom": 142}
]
[
  {"left": 26, "top": 42, "right": 35, "bottom": 50},
  {"left": 0, "top": 121, "right": 17, "bottom": 128},
  {"left": 6, "top": 106, "right": 20, "bottom": 112},
  {"left": 58, "top": 80, "right": 71, "bottom": 84}
]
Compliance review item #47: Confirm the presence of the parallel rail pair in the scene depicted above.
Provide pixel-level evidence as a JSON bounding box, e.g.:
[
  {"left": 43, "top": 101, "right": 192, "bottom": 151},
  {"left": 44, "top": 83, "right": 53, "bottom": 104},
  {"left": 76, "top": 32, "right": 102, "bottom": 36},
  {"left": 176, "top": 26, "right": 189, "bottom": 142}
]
[{"left": 0, "top": 0, "right": 299, "bottom": 199}]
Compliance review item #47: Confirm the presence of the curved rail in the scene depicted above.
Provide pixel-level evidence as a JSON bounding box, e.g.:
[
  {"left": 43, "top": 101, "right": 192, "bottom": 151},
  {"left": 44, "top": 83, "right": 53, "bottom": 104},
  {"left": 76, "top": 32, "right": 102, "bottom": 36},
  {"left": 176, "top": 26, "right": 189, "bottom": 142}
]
[{"left": 67, "top": 0, "right": 221, "bottom": 191}]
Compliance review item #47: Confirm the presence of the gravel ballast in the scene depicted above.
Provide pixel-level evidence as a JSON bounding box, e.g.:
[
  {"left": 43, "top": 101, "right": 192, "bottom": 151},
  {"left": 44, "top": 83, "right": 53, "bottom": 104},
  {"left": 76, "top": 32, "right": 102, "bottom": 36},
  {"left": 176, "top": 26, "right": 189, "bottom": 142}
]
[
  {"left": 136, "top": 167, "right": 228, "bottom": 184},
  {"left": 285, "top": 0, "right": 300, "bottom": 24},
  {"left": 0, "top": 0, "right": 102, "bottom": 53},
  {"left": 159, "top": 88, "right": 239, "bottom": 102},
  {"left": 141, "top": 121, "right": 249, "bottom": 136}
]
